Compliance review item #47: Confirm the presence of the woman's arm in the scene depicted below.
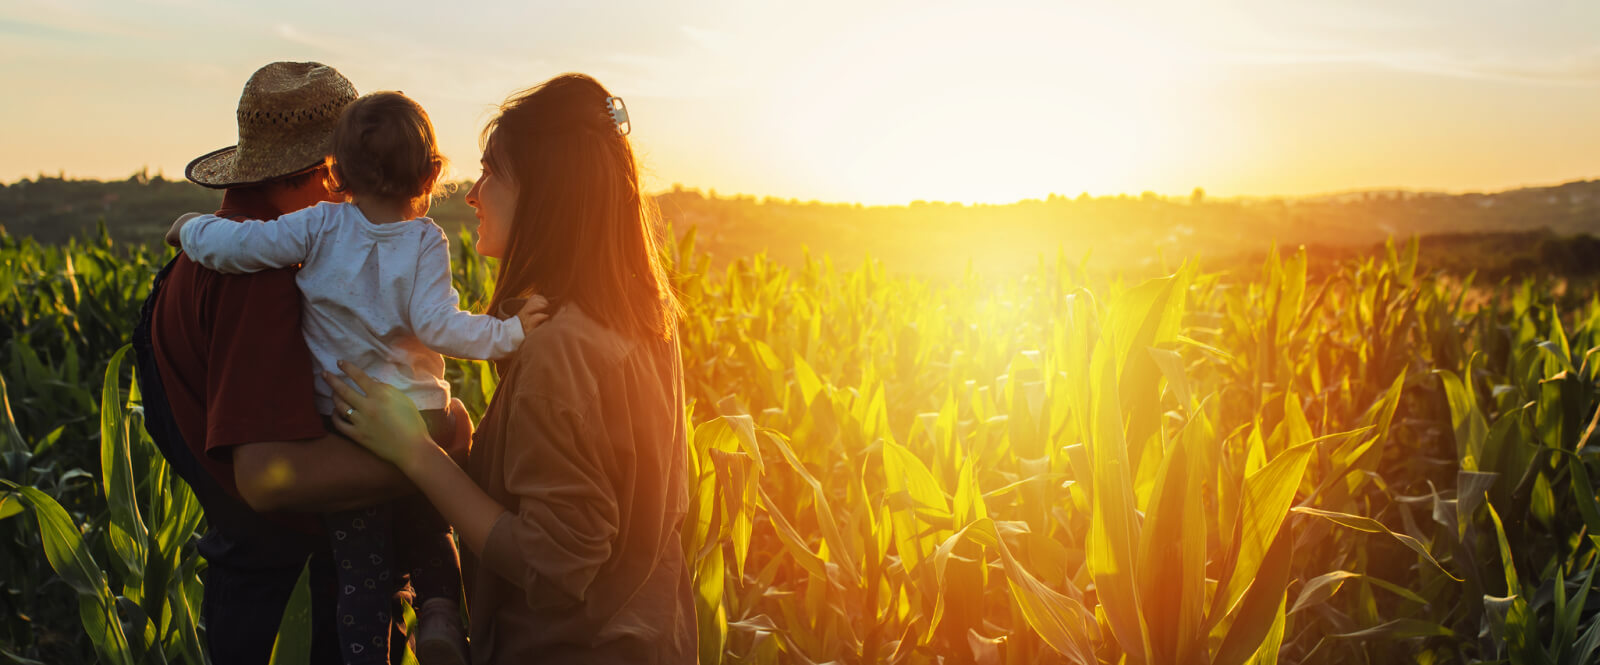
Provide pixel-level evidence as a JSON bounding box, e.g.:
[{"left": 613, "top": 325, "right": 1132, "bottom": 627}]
[
  {"left": 326, "top": 361, "right": 618, "bottom": 605},
  {"left": 381, "top": 435, "right": 506, "bottom": 553},
  {"left": 177, "top": 205, "right": 322, "bottom": 273},
  {"left": 324, "top": 362, "right": 506, "bottom": 551}
]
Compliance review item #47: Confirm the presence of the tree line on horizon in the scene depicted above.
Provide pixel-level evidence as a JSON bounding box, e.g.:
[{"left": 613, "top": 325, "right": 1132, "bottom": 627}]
[{"left": 3, "top": 170, "right": 1598, "bottom": 280}]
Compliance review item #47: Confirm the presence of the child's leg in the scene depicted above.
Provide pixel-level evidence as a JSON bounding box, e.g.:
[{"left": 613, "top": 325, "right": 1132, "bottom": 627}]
[
  {"left": 396, "top": 409, "right": 464, "bottom": 604},
  {"left": 326, "top": 505, "right": 398, "bottom": 665},
  {"left": 393, "top": 493, "right": 462, "bottom": 603}
]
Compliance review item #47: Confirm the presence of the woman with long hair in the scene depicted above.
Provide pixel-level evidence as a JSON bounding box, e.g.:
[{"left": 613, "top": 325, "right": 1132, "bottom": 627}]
[{"left": 324, "top": 73, "right": 695, "bottom": 664}]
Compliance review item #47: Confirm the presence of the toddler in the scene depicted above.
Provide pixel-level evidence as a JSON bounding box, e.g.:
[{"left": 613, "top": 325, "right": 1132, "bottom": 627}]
[{"left": 168, "top": 91, "right": 541, "bottom": 665}]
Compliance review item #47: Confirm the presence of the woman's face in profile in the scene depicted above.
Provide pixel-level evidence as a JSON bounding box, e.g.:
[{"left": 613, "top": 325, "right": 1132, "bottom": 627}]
[{"left": 466, "top": 155, "right": 515, "bottom": 259}]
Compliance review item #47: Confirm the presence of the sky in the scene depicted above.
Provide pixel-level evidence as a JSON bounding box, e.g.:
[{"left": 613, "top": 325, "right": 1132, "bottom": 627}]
[{"left": 2, "top": 0, "right": 1598, "bottom": 204}]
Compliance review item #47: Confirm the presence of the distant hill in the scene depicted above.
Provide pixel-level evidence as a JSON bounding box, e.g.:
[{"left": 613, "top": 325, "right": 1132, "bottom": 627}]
[
  {"left": 653, "top": 180, "right": 1600, "bottom": 277},
  {"left": 4, "top": 172, "right": 1597, "bottom": 278}
]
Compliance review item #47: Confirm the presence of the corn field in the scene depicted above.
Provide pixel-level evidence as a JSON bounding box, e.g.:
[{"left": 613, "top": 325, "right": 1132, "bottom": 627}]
[{"left": 3, "top": 224, "right": 1600, "bottom": 664}]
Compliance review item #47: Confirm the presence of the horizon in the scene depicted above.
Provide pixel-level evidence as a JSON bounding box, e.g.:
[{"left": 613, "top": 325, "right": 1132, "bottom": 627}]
[
  {"left": 7, "top": 167, "right": 1595, "bottom": 210},
  {"left": 5, "top": 0, "right": 1598, "bottom": 205}
]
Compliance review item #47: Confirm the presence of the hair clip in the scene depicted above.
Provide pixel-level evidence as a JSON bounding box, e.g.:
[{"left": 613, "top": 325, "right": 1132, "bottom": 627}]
[{"left": 605, "top": 96, "right": 630, "bottom": 136}]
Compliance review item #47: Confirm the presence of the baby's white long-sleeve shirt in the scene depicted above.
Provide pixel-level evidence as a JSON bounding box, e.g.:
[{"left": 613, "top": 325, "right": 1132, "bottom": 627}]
[{"left": 179, "top": 201, "right": 524, "bottom": 414}]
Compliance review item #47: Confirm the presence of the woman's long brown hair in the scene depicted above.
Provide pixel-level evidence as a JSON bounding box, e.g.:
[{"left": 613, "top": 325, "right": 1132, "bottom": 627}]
[{"left": 482, "top": 74, "right": 679, "bottom": 341}]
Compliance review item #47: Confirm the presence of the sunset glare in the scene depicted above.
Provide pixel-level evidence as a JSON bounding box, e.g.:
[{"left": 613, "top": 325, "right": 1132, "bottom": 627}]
[{"left": 4, "top": 0, "right": 1598, "bottom": 204}]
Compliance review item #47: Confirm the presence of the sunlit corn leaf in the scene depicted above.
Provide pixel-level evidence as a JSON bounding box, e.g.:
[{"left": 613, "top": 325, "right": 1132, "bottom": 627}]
[
  {"left": 1147, "top": 346, "right": 1193, "bottom": 411},
  {"left": 695, "top": 546, "right": 728, "bottom": 665},
  {"left": 709, "top": 448, "right": 756, "bottom": 577},
  {"left": 882, "top": 439, "right": 951, "bottom": 576},
  {"left": 99, "top": 345, "right": 148, "bottom": 598},
  {"left": 1213, "top": 441, "right": 1313, "bottom": 621},
  {"left": 1436, "top": 367, "right": 1488, "bottom": 471},
  {"left": 756, "top": 485, "right": 828, "bottom": 580},
  {"left": 793, "top": 353, "right": 825, "bottom": 407},
  {"left": 0, "top": 370, "right": 26, "bottom": 458},
  {"left": 975, "top": 519, "right": 1098, "bottom": 665},
  {"left": 1085, "top": 338, "right": 1149, "bottom": 663},
  {"left": 267, "top": 558, "right": 314, "bottom": 665},
  {"left": 761, "top": 429, "right": 858, "bottom": 580},
  {"left": 1214, "top": 524, "right": 1293, "bottom": 665},
  {"left": 1136, "top": 405, "right": 1207, "bottom": 664}
]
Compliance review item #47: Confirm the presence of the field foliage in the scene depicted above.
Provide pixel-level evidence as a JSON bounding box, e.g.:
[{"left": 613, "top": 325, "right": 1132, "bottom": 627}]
[{"left": 2, "top": 225, "right": 1599, "bottom": 664}]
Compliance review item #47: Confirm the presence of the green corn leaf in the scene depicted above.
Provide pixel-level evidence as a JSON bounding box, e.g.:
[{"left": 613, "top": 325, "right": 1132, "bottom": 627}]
[
  {"left": 761, "top": 429, "right": 858, "bottom": 581},
  {"left": 1456, "top": 471, "right": 1499, "bottom": 542},
  {"left": 1292, "top": 507, "right": 1462, "bottom": 582},
  {"left": 1147, "top": 346, "right": 1193, "bottom": 409},
  {"left": 970, "top": 519, "right": 1098, "bottom": 664},
  {"left": 1085, "top": 340, "right": 1149, "bottom": 663},
  {"left": 757, "top": 485, "right": 828, "bottom": 580},
  {"left": 1575, "top": 610, "right": 1600, "bottom": 665},
  {"left": 793, "top": 353, "right": 824, "bottom": 406},
  {"left": 1332, "top": 619, "right": 1454, "bottom": 640},
  {"left": 709, "top": 448, "right": 756, "bottom": 577},
  {"left": 1136, "top": 407, "right": 1207, "bottom": 664},
  {"left": 1214, "top": 524, "right": 1293, "bottom": 665},
  {"left": 694, "top": 547, "right": 728, "bottom": 665},
  {"left": 0, "top": 492, "right": 22, "bottom": 521},
  {"left": 1550, "top": 562, "right": 1594, "bottom": 665},
  {"left": 2, "top": 481, "right": 135, "bottom": 665},
  {"left": 1288, "top": 570, "right": 1427, "bottom": 616},
  {"left": 99, "top": 345, "right": 148, "bottom": 599},
  {"left": 1214, "top": 441, "right": 1313, "bottom": 621},
  {"left": 268, "top": 558, "right": 314, "bottom": 665},
  {"left": 1289, "top": 571, "right": 1359, "bottom": 616},
  {"left": 1486, "top": 501, "right": 1544, "bottom": 665},
  {"left": 1436, "top": 368, "right": 1488, "bottom": 470},
  {"left": 881, "top": 439, "right": 950, "bottom": 576},
  {"left": 1246, "top": 594, "right": 1286, "bottom": 665},
  {"left": 0, "top": 370, "right": 26, "bottom": 457}
]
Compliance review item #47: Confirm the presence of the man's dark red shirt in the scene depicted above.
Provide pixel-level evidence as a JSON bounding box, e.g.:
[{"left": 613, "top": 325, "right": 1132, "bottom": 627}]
[
  {"left": 149, "top": 187, "right": 329, "bottom": 532},
  {"left": 133, "top": 186, "right": 349, "bottom": 664}
]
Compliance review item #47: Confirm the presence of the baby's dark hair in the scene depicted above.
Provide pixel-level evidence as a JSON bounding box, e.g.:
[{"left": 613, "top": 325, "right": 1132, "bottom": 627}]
[{"left": 329, "top": 91, "right": 445, "bottom": 202}]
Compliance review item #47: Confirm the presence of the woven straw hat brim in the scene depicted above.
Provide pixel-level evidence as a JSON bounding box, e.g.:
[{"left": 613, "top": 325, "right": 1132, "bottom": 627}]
[
  {"left": 185, "top": 61, "right": 356, "bottom": 189},
  {"left": 185, "top": 138, "right": 332, "bottom": 190}
]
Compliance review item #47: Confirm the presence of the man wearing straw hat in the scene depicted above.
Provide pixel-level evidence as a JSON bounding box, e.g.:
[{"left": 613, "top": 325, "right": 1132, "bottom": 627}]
[{"left": 130, "top": 62, "right": 471, "bottom": 665}]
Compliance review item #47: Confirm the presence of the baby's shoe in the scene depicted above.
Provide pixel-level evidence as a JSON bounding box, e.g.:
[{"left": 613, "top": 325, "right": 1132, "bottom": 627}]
[{"left": 415, "top": 597, "right": 469, "bottom": 665}]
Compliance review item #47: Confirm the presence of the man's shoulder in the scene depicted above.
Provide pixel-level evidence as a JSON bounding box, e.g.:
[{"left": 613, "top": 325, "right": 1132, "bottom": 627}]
[
  {"left": 154, "top": 254, "right": 303, "bottom": 317},
  {"left": 168, "top": 253, "right": 303, "bottom": 289}
]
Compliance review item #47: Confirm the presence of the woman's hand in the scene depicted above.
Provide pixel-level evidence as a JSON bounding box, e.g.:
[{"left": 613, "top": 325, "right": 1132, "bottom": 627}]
[
  {"left": 166, "top": 212, "right": 203, "bottom": 248},
  {"left": 325, "top": 360, "right": 436, "bottom": 475}
]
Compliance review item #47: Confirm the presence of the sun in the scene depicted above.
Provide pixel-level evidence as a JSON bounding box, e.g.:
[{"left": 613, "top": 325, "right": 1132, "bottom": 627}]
[{"left": 745, "top": 5, "right": 1201, "bottom": 205}]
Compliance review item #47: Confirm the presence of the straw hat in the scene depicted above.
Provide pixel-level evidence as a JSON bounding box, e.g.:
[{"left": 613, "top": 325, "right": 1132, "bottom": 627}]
[{"left": 185, "top": 62, "right": 358, "bottom": 189}]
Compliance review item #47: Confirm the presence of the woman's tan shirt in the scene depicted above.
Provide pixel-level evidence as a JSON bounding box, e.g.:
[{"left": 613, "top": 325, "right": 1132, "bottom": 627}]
[{"left": 462, "top": 304, "right": 695, "bottom": 664}]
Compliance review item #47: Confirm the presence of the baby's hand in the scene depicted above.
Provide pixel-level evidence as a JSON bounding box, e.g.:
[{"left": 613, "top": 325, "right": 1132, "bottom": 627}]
[
  {"left": 166, "top": 213, "right": 204, "bottom": 248},
  {"left": 515, "top": 295, "right": 551, "bottom": 335}
]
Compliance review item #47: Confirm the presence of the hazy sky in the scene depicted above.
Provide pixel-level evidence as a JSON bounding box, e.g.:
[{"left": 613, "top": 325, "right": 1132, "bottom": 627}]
[{"left": 4, "top": 0, "right": 1597, "bottom": 204}]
